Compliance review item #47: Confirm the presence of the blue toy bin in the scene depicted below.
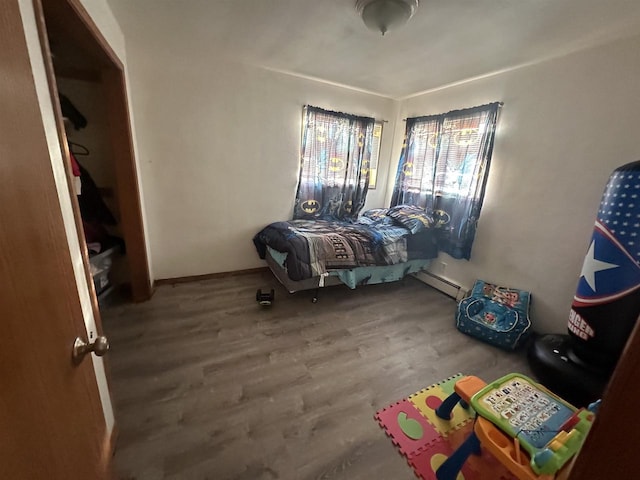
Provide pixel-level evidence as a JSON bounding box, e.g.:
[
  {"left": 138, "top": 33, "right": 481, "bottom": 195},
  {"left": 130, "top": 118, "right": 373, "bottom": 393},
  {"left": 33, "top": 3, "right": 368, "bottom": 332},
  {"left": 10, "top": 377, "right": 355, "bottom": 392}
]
[{"left": 456, "top": 280, "right": 532, "bottom": 350}]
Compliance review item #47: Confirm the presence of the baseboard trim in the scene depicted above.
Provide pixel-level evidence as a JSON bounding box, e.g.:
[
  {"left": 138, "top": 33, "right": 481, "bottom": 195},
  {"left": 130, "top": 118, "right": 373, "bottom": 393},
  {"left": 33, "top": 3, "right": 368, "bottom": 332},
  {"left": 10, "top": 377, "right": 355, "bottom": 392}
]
[{"left": 155, "top": 267, "right": 269, "bottom": 286}]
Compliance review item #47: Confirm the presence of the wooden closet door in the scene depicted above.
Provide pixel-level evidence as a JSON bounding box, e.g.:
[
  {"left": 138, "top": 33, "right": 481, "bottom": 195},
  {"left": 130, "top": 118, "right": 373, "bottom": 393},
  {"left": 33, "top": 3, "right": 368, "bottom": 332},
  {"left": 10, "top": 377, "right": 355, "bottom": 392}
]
[{"left": 0, "top": 1, "right": 112, "bottom": 478}]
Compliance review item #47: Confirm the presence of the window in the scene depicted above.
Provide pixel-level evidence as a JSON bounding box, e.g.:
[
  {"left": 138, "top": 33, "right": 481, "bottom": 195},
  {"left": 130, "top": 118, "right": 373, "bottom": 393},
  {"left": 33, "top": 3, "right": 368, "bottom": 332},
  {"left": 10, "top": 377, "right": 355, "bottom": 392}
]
[
  {"left": 391, "top": 102, "right": 500, "bottom": 259},
  {"left": 293, "top": 106, "right": 375, "bottom": 220},
  {"left": 368, "top": 121, "right": 383, "bottom": 189}
]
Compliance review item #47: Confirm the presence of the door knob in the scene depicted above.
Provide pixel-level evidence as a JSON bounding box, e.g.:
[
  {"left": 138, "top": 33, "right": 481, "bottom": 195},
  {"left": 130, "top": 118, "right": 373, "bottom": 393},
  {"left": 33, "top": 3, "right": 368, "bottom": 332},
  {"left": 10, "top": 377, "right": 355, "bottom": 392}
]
[{"left": 72, "top": 335, "right": 109, "bottom": 364}]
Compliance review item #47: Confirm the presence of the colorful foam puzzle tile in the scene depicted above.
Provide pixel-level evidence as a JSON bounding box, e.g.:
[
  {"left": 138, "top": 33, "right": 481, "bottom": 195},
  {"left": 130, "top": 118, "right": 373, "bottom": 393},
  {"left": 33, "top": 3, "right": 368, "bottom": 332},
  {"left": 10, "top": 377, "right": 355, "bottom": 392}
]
[
  {"left": 435, "top": 373, "right": 462, "bottom": 396},
  {"left": 410, "top": 374, "right": 475, "bottom": 437},
  {"left": 408, "top": 437, "right": 475, "bottom": 480},
  {"left": 409, "top": 425, "right": 516, "bottom": 480},
  {"left": 411, "top": 447, "right": 518, "bottom": 480},
  {"left": 374, "top": 399, "right": 441, "bottom": 458},
  {"left": 377, "top": 374, "right": 519, "bottom": 480}
]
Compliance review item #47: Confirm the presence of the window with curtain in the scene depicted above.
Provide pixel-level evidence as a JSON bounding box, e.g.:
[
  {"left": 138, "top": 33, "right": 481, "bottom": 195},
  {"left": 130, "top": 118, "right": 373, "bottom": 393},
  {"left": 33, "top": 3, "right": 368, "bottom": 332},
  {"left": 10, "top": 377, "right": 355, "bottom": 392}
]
[
  {"left": 368, "top": 121, "right": 383, "bottom": 189},
  {"left": 390, "top": 102, "right": 500, "bottom": 259},
  {"left": 293, "top": 106, "right": 375, "bottom": 220}
]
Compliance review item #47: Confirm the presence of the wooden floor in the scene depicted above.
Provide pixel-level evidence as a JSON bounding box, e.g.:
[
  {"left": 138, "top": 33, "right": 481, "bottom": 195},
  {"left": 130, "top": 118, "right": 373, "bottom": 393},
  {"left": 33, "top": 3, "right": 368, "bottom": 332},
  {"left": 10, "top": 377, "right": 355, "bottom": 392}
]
[{"left": 103, "top": 272, "right": 533, "bottom": 480}]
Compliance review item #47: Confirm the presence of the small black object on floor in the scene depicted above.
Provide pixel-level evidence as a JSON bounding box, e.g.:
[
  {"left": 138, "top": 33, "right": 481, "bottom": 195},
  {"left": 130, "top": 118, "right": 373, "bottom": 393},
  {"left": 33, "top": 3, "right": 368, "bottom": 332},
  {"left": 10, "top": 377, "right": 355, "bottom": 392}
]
[{"left": 256, "top": 288, "right": 275, "bottom": 306}]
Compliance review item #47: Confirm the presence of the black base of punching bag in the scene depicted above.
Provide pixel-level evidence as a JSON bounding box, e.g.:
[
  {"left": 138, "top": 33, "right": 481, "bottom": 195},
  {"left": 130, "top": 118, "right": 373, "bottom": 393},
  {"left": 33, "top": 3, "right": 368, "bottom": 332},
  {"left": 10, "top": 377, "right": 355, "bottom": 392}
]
[{"left": 528, "top": 334, "right": 611, "bottom": 407}]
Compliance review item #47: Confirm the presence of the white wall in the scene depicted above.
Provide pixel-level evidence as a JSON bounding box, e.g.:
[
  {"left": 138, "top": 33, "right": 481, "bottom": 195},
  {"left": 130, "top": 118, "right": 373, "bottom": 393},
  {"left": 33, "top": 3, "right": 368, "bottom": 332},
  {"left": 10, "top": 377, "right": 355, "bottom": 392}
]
[
  {"left": 393, "top": 33, "right": 640, "bottom": 333},
  {"left": 117, "top": 3, "right": 640, "bottom": 331},
  {"left": 125, "top": 48, "right": 396, "bottom": 279},
  {"left": 78, "top": 0, "right": 125, "bottom": 58}
]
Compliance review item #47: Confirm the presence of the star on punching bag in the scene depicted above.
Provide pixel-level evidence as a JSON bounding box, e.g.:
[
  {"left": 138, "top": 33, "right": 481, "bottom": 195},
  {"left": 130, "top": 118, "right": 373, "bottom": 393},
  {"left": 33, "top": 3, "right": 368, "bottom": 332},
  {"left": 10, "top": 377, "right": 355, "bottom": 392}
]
[{"left": 569, "top": 160, "right": 640, "bottom": 369}]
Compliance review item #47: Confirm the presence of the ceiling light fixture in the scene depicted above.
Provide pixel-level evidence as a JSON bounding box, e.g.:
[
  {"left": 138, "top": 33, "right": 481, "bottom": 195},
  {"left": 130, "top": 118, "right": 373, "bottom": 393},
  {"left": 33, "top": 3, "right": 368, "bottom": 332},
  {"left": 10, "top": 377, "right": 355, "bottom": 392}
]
[{"left": 356, "top": 0, "right": 419, "bottom": 36}]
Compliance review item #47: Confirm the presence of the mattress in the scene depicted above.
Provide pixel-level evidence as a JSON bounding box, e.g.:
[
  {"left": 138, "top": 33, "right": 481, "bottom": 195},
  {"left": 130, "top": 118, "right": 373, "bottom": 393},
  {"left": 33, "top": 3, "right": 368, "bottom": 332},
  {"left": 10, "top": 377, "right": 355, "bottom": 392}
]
[{"left": 265, "top": 246, "right": 431, "bottom": 292}]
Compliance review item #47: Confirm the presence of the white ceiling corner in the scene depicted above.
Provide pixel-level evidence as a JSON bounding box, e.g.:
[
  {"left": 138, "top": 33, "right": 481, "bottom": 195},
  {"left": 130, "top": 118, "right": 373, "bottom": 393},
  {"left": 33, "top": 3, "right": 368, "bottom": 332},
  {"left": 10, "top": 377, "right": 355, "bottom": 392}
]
[{"left": 107, "top": 0, "right": 640, "bottom": 99}]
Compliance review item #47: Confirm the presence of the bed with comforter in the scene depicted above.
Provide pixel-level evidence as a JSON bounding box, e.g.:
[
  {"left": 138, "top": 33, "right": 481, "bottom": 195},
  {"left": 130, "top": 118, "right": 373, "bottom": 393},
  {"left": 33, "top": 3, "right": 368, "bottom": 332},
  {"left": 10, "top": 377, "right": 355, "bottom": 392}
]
[{"left": 253, "top": 206, "right": 439, "bottom": 295}]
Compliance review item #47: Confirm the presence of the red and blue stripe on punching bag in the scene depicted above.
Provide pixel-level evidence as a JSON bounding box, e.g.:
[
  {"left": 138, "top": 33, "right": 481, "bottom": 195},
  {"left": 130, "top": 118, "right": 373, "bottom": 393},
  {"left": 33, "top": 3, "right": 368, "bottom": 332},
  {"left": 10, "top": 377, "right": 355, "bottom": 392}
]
[{"left": 570, "top": 160, "right": 640, "bottom": 369}]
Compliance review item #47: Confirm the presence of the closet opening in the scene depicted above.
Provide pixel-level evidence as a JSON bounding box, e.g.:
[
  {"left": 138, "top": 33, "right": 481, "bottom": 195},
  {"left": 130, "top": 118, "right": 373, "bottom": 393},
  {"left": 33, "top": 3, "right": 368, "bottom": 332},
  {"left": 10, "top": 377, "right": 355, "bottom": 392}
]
[{"left": 34, "top": 0, "right": 152, "bottom": 319}]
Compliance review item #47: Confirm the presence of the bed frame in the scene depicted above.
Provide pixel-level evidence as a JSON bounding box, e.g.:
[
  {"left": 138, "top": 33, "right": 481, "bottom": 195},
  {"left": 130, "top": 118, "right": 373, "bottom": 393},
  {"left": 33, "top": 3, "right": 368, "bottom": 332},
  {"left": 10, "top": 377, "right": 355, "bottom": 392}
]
[
  {"left": 264, "top": 248, "right": 430, "bottom": 303},
  {"left": 264, "top": 248, "right": 343, "bottom": 302}
]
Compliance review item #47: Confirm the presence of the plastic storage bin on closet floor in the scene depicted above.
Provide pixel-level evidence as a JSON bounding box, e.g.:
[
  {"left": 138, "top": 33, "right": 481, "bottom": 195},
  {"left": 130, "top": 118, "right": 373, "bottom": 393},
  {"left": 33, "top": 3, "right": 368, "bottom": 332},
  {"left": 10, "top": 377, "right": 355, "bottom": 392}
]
[{"left": 89, "top": 245, "right": 119, "bottom": 296}]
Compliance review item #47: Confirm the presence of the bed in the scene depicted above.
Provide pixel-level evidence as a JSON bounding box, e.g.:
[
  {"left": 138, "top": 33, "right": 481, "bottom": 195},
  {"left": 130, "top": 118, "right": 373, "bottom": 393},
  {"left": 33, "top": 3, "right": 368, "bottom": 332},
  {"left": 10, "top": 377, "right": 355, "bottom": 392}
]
[{"left": 253, "top": 206, "right": 439, "bottom": 301}]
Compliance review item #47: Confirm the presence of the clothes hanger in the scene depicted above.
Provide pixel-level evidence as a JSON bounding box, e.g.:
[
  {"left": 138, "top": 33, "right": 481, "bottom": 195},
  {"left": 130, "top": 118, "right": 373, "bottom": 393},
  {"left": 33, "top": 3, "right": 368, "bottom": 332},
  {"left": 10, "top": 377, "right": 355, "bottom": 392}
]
[{"left": 69, "top": 141, "right": 90, "bottom": 156}]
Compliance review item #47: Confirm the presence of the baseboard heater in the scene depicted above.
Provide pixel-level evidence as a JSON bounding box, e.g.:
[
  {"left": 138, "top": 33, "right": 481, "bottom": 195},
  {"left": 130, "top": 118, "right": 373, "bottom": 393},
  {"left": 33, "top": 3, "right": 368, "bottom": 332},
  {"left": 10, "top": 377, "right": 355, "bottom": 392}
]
[{"left": 412, "top": 271, "right": 468, "bottom": 302}]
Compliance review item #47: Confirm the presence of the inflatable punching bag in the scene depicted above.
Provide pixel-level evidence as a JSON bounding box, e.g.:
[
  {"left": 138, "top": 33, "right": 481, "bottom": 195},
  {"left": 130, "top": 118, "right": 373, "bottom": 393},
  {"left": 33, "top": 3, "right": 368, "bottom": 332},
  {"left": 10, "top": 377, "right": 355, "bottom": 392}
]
[
  {"left": 569, "top": 160, "right": 640, "bottom": 369},
  {"left": 529, "top": 161, "right": 640, "bottom": 406}
]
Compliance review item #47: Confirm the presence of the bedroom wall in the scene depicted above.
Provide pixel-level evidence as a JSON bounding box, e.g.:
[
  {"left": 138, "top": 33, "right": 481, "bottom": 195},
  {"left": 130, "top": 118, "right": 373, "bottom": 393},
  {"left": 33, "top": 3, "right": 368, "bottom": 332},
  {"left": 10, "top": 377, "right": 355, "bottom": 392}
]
[
  {"left": 391, "top": 33, "right": 640, "bottom": 333},
  {"left": 123, "top": 43, "right": 396, "bottom": 279}
]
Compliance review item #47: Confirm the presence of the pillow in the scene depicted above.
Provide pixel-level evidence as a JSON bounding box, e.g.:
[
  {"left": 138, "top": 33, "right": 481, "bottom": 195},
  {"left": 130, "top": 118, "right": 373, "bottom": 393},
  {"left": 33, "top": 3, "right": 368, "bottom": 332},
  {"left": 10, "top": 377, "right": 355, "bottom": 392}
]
[
  {"left": 356, "top": 216, "right": 376, "bottom": 226},
  {"left": 361, "top": 208, "right": 389, "bottom": 221},
  {"left": 387, "top": 205, "right": 434, "bottom": 234},
  {"left": 359, "top": 208, "right": 395, "bottom": 226}
]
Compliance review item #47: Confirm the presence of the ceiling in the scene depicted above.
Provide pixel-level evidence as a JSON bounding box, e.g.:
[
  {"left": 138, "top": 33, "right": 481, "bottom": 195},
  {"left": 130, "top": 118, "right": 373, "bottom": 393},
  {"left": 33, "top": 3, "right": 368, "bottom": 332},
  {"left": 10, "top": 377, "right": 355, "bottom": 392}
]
[{"left": 107, "top": 0, "right": 640, "bottom": 99}]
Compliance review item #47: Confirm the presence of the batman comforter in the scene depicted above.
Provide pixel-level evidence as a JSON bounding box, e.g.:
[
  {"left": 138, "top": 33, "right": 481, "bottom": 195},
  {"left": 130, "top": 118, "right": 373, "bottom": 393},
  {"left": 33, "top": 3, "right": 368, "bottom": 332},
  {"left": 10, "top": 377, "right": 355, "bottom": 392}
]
[{"left": 253, "top": 216, "right": 438, "bottom": 281}]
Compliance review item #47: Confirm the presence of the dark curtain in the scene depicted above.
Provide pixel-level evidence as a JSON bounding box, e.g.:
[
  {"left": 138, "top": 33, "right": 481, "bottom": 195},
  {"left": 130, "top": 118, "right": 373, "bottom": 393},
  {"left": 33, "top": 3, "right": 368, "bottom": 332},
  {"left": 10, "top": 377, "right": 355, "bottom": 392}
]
[
  {"left": 391, "top": 103, "right": 500, "bottom": 259},
  {"left": 293, "top": 106, "right": 375, "bottom": 221}
]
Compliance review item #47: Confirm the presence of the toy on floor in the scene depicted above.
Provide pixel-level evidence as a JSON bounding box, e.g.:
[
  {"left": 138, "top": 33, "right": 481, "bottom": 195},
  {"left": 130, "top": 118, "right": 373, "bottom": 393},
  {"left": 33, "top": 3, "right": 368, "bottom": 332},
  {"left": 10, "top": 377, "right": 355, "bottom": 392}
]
[
  {"left": 456, "top": 280, "right": 532, "bottom": 350},
  {"left": 256, "top": 288, "right": 275, "bottom": 306},
  {"left": 434, "top": 374, "right": 598, "bottom": 480},
  {"left": 375, "top": 374, "right": 518, "bottom": 480}
]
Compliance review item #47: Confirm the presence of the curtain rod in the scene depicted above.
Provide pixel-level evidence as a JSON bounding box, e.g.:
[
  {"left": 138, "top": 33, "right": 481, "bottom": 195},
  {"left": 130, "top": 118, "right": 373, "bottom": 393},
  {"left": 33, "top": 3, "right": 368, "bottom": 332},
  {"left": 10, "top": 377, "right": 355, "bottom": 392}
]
[
  {"left": 303, "top": 104, "right": 388, "bottom": 123},
  {"left": 402, "top": 101, "right": 504, "bottom": 121}
]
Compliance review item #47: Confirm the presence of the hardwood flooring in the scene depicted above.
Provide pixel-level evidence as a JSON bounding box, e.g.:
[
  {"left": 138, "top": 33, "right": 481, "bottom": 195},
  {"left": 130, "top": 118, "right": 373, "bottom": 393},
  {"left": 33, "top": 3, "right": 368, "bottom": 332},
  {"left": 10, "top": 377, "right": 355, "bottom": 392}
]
[{"left": 103, "top": 272, "right": 533, "bottom": 480}]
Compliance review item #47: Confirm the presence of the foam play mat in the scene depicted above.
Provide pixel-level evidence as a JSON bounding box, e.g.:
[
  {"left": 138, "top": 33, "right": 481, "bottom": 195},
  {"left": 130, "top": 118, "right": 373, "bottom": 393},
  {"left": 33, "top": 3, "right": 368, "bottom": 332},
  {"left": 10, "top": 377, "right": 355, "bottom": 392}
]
[{"left": 374, "top": 374, "right": 517, "bottom": 480}]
